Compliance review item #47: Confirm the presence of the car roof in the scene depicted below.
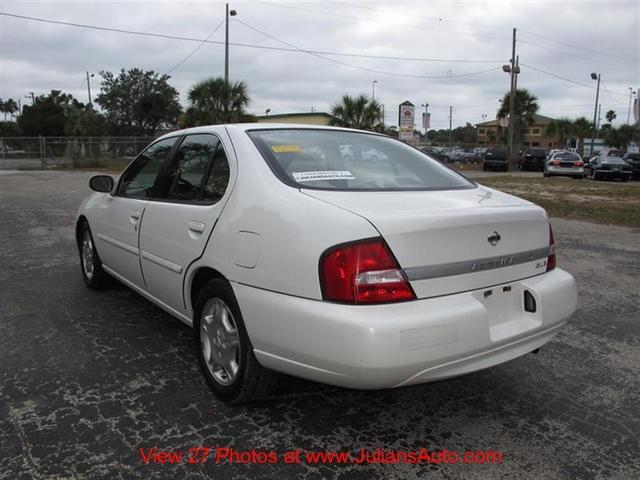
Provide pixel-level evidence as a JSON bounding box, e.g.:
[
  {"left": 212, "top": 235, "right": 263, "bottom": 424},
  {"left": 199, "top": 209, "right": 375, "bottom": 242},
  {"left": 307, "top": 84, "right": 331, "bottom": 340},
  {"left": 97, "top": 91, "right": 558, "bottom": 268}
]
[{"left": 157, "top": 123, "right": 388, "bottom": 141}]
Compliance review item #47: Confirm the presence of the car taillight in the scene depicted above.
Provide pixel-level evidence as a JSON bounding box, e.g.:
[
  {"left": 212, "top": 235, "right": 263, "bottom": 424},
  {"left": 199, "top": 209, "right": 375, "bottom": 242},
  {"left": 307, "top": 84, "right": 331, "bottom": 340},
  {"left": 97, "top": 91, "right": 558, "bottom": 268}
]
[
  {"left": 320, "top": 238, "right": 415, "bottom": 304},
  {"left": 574, "top": 161, "right": 583, "bottom": 167},
  {"left": 546, "top": 225, "right": 556, "bottom": 272}
]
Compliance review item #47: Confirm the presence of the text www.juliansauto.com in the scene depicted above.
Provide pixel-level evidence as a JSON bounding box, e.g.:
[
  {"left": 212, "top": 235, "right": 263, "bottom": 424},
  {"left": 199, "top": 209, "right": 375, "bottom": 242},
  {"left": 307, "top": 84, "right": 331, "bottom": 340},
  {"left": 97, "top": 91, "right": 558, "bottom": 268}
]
[{"left": 139, "top": 447, "right": 504, "bottom": 465}]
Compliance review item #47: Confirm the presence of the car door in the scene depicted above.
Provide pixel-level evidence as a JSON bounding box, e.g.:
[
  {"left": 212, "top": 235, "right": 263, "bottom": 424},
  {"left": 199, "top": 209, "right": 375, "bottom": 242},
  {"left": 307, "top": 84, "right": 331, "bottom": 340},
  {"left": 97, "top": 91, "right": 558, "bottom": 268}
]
[
  {"left": 92, "top": 136, "right": 179, "bottom": 288},
  {"left": 138, "top": 131, "right": 235, "bottom": 314}
]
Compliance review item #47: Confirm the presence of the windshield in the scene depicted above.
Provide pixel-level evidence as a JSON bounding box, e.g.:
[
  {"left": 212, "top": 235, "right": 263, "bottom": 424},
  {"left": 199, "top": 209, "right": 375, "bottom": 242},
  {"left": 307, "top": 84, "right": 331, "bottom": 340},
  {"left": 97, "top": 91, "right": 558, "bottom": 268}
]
[
  {"left": 248, "top": 129, "right": 474, "bottom": 191},
  {"left": 602, "top": 156, "right": 627, "bottom": 165}
]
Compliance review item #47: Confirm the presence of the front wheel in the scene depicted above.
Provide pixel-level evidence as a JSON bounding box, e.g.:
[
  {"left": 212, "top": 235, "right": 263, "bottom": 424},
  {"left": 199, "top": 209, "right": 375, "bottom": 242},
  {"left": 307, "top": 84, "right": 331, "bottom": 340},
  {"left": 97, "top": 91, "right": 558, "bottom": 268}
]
[
  {"left": 194, "top": 279, "right": 278, "bottom": 404},
  {"left": 78, "top": 222, "right": 111, "bottom": 289}
]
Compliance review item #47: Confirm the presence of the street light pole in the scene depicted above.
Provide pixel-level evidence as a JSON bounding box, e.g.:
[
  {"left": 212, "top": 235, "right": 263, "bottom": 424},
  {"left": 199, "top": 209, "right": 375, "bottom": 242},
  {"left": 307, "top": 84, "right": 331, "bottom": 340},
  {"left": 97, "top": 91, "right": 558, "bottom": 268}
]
[
  {"left": 506, "top": 28, "right": 517, "bottom": 168},
  {"left": 224, "top": 4, "right": 237, "bottom": 84},
  {"left": 628, "top": 87, "right": 635, "bottom": 125},
  {"left": 372, "top": 80, "right": 377, "bottom": 101},
  {"left": 448, "top": 106, "right": 453, "bottom": 146},
  {"left": 590, "top": 73, "right": 600, "bottom": 157}
]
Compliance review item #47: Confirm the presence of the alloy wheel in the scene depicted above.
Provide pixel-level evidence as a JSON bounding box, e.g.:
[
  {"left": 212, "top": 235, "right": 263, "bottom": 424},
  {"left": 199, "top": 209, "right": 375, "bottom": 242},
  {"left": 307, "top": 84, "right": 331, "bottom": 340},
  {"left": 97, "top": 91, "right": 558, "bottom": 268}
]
[{"left": 200, "top": 298, "right": 241, "bottom": 386}]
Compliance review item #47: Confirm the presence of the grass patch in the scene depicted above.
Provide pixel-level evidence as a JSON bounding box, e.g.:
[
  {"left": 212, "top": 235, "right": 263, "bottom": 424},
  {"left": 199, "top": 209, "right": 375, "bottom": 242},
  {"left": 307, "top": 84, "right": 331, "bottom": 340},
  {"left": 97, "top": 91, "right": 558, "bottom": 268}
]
[{"left": 478, "top": 176, "right": 640, "bottom": 228}]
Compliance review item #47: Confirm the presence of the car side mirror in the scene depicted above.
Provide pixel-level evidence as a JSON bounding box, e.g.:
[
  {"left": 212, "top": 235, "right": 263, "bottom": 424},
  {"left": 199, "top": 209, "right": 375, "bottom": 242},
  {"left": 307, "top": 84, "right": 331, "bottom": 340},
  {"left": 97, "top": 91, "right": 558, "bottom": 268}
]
[{"left": 89, "top": 175, "right": 114, "bottom": 193}]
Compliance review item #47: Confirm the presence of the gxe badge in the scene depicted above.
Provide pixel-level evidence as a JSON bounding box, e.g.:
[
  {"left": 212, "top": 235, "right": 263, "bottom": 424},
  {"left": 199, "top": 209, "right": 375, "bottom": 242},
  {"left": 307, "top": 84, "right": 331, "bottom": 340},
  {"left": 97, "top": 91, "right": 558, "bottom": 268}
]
[{"left": 488, "top": 231, "right": 501, "bottom": 246}]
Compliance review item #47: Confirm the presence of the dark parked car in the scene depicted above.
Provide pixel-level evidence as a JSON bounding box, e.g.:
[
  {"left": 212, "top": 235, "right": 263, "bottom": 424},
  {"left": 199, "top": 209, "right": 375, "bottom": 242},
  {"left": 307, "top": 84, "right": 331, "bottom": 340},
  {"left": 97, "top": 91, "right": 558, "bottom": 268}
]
[
  {"left": 585, "top": 155, "right": 633, "bottom": 181},
  {"left": 519, "top": 148, "right": 547, "bottom": 171},
  {"left": 622, "top": 153, "right": 640, "bottom": 180},
  {"left": 483, "top": 148, "right": 508, "bottom": 171},
  {"left": 419, "top": 146, "right": 450, "bottom": 163}
]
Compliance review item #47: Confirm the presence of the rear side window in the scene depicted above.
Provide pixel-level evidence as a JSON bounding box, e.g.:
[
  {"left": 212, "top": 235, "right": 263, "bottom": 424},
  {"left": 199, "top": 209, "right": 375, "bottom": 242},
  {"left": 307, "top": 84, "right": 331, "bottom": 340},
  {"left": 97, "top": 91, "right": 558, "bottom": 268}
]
[
  {"left": 247, "top": 129, "right": 473, "bottom": 191},
  {"left": 165, "top": 134, "right": 230, "bottom": 203}
]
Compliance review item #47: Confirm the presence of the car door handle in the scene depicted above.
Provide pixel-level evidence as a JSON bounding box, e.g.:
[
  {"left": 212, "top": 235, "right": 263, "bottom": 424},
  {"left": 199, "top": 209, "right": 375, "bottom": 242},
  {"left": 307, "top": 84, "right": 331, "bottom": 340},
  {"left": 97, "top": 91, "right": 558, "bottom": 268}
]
[
  {"left": 187, "top": 221, "right": 205, "bottom": 233},
  {"left": 129, "top": 209, "right": 141, "bottom": 219}
]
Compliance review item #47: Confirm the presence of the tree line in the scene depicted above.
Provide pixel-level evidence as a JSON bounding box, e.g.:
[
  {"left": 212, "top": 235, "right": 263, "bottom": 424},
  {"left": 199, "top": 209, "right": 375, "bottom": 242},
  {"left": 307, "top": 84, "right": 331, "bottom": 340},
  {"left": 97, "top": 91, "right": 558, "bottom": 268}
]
[
  {"left": 1, "top": 70, "right": 637, "bottom": 151},
  {"left": 0, "top": 68, "right": 256, "bottom": 138}
]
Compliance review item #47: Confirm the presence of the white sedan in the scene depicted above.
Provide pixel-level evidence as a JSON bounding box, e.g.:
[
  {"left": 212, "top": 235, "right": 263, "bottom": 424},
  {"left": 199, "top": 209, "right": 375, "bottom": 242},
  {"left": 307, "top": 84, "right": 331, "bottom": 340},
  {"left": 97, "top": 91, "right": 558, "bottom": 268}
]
[{"left": 77, "top": 124, "right": 577, "bottom": 404}]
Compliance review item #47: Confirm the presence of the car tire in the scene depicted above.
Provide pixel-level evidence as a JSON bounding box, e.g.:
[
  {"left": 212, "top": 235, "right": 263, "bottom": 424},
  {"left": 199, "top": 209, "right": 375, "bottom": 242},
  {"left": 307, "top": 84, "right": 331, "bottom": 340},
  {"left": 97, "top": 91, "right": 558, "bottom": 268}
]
[
  {"left": 593, "top": 172, "right": 600, "bottom": 181},
  {"left": 194, "top": 279, "right": 278, "bottom": 404},
  {"left": 482, "top": 164, "right": 487, "bottom": 171},
  {"left": 572, "top": 175, "right": 582, "bottom": 180},
  {"left": 78, "top": 221, "right": 111, "bottom": 289}
]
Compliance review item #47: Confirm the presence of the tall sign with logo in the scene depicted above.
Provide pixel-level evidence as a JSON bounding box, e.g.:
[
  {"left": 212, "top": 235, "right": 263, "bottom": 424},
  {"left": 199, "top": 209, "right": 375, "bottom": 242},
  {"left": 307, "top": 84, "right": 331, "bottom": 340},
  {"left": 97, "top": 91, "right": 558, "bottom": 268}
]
[{"left": 398, "top": 101, "right": 415, "bottom": 142}]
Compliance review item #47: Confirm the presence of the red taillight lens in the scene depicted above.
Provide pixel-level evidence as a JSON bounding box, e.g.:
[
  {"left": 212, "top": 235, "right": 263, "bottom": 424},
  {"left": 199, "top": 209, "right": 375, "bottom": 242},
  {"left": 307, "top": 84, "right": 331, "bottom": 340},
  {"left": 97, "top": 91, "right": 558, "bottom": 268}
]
[
  {"left": 320, "top": 238, "right": 415, "bottom": 304},
  {"left": 551, "top": 160, "right": 561, "bottom": 165},
  {"left": 546, "top": 225, "right": 556, "bottom": 271},
  {"left": 574, "top": 161, "right": 583, "bottom": 167}
]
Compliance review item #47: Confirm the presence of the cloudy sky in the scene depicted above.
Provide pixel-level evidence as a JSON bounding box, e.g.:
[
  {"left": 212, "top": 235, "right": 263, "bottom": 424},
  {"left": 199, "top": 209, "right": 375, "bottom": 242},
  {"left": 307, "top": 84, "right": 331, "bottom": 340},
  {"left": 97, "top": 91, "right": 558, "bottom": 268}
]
[{"left": 0, "top": 0, "right": 638, "bottom": 130}]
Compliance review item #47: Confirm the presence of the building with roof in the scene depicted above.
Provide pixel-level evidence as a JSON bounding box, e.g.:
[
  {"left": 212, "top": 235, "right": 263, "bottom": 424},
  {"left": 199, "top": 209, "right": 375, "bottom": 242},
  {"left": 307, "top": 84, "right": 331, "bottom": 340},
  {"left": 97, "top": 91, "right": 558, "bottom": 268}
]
[
  {"left": 476, "top": 114, "right": 561, "bottom": 149},
  {"left": 255, "top": 112, "right": 334, "bottom": 126}
]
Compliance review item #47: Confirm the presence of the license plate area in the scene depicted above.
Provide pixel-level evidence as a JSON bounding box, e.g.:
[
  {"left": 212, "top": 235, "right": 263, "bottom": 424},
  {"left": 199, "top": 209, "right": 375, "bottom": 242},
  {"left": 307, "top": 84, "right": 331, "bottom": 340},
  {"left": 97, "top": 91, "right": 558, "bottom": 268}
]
[{"left": 473, "top": 284, "right": 542, "bottom": 342}]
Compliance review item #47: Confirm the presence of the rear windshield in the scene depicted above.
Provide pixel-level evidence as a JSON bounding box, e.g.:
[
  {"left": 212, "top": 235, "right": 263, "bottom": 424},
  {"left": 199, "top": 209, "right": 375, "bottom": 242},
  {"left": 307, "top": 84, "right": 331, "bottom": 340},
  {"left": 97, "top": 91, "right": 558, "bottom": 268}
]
[
  {"left": 555, "top": 152, "right": 580, "bottom": 161},
  {"left": 602, "top": 156, "right": 627, "bottom": 165},
  {"left": 247, "top": 129, "right": 474, "bottom": 191},
  {"left": 527, "top": 149, "right": 546, "bottom": 156},
  {"left": 485, "top": 149, "right": 507, "bottom": 158}
]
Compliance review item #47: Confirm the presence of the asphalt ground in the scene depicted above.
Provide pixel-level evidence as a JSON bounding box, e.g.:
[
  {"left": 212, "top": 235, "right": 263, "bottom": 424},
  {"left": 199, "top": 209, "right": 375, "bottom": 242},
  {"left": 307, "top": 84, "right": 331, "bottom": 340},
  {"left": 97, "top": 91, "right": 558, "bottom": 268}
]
[{"left": 1, "top": 170, "right": 639, "bottom": 479}]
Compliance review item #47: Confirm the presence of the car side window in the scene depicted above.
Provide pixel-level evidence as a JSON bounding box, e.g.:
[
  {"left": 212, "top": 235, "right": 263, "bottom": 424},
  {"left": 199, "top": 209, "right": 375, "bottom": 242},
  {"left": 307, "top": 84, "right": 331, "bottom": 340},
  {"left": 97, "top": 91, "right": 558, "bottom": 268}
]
[
  {"left": 165, "top": 134, "right": 230, "bottom": 203},
  {"left": 118, "top": 137, "right": 177, "bottom": 198}
]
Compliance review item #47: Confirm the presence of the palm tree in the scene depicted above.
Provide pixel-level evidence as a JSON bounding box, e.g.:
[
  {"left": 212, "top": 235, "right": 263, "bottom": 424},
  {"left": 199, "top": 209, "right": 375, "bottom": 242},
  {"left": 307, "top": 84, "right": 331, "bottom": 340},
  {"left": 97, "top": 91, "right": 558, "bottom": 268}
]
[
  {"left": 605, "top": 110, "right": 617, "bottom": 124},
  {"left": 183, "top": 77, "right": 250, "bottom": 127},
  {"left": 329, "top": 94, "right": 383, "bottom": 131},
  {"left": 5, "top": 99, "right": 19, "bottom": 121},
  {"left": 497, "top": 88, "right": 540, "bottom": 146},
  {"left": 570, "top": 117, "right": 593, "bottom": 156},
  {"left": 545, "top": 118, "right": 573, "bottom": 148}
]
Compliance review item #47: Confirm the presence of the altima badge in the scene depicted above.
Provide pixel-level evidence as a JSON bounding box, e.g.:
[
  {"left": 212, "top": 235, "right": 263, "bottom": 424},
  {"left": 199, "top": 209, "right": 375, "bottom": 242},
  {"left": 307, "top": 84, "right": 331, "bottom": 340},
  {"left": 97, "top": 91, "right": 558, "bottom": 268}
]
[{"left": 488, "top": 231, "right": 501, "bottom": 246}]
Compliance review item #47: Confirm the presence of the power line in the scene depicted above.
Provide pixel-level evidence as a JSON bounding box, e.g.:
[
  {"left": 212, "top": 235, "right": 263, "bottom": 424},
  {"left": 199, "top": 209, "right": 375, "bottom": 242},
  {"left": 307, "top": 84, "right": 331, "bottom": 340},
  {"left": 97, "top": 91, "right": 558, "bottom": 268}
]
[
  {"left": 257, "top": 0, "right": 636, "bottom": 69},
  {"left": 521, "top": 63, "right": 629, "bottom": 97},
  {"left": 253, "top": 1, "right": 510, "bottom": 41},
  {"left": 0, "top": 12, "right": 503, "bottom": 65},
  {"left": 165, "top": 19, "right": 225, "bottom": 74},
  {"left": 234, "top": 18, "right": 502, "bottom": 79}
]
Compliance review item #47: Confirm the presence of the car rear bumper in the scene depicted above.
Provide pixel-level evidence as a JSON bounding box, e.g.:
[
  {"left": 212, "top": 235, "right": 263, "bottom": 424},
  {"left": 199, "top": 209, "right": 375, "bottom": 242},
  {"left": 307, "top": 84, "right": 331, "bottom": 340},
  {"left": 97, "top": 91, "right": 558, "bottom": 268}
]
[
  {"left": 547, "top": 166, "right": 584, "bottom": 176},
  {"left": 484, "top": 160, "right": 508, "bottom": 169},
  {"left": 594, "top": 169, "right": 631, "bottom": 179},
  {"left": 234, "top": 268, "right": 576, "bottom": 389}
]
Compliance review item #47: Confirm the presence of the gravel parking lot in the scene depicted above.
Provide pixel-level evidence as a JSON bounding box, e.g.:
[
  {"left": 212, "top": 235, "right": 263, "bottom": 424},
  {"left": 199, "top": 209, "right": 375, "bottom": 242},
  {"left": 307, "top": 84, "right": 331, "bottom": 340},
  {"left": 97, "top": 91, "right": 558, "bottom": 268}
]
[{"left": 1, "top": 171, "right": 639, "bottom": 480}]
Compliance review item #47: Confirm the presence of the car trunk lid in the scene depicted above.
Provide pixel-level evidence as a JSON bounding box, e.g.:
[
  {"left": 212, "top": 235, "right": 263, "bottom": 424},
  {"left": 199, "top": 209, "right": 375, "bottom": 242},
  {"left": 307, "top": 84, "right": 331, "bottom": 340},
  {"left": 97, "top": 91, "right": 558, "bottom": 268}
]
[{"left": 303, "top": 186, "right": 550, "bottom": 299}]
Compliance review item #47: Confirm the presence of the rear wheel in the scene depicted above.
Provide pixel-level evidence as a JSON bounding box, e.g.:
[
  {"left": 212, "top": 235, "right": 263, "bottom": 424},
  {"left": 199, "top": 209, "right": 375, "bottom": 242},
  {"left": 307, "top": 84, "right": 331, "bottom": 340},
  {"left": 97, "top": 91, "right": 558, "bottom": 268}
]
[
  {"left": 194, "top": 279, "right": 278, "bottom": 404},
  {"left": 78, "top": 222, "right": 111, "bottom": 289}
]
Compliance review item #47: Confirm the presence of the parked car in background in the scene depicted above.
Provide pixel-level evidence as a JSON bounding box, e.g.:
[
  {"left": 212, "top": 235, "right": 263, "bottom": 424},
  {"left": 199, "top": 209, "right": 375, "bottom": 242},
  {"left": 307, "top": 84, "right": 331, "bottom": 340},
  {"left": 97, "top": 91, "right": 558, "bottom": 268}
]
[
  {"left": 607, "top": 149, "right": 625, "bottom": 158},
  {"left": 75, "top": 124, "right": 576, "bottom": 403},
  {"left": 586, "top": 155, "right": 633, "bottom": 181},
  {"left": 483, "top": 148, "right": 509, "bottom": 171},
  {"left": 622, "top": 152, "right": 640, "bottom": 180},
  {"left": 473, "top": 147, "right": 487, "bottom": 161},
  {"left": 419, "top": 146, "right": 450, "bottom": 163},
  {"left": 519, "top": 148, "right": 547, "bottom": 171},
  {"left": 446, "top": 148, "right": 476, "bottom": 163},
  {"left": 543, "top": 151, "right": 584, "bottom": 179}
]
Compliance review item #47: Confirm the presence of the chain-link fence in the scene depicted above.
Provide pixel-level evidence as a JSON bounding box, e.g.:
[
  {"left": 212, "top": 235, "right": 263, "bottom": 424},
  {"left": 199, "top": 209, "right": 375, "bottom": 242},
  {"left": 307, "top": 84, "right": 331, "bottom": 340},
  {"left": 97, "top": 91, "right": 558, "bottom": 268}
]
[{"left": 0, "top": 137, "right": 155, "bottom": 170}]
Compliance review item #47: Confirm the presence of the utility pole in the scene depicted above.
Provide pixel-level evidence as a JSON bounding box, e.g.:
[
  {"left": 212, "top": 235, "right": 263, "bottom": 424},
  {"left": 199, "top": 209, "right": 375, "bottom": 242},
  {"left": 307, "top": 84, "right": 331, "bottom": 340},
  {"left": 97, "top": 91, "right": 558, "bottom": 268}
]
[
  {"left": 590, "top": 73, "right": 601, "bottom": 157},
  {"left": 372, "top": 80, "right": 377, "bottom": 101},
  {"left": 628, "top": 87, "right": 635, "bottom": 124},
  {"left": 224, "top": 4, "right": 237, "bottom": 84},
  {"left": 448, "top": 106, "right": 453, "bottom": 146},
  {"left": 597, "top": 103, "right": 601, "bottom": 132},
  {"left": 86, "top": 71, "right": 94, "bottom": 106},
  {"left": 421, "top": 103, "right": 429, "bottom": 142},
  {"left": 507, "top": 28, "right": 517, "bottom": 168}
]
